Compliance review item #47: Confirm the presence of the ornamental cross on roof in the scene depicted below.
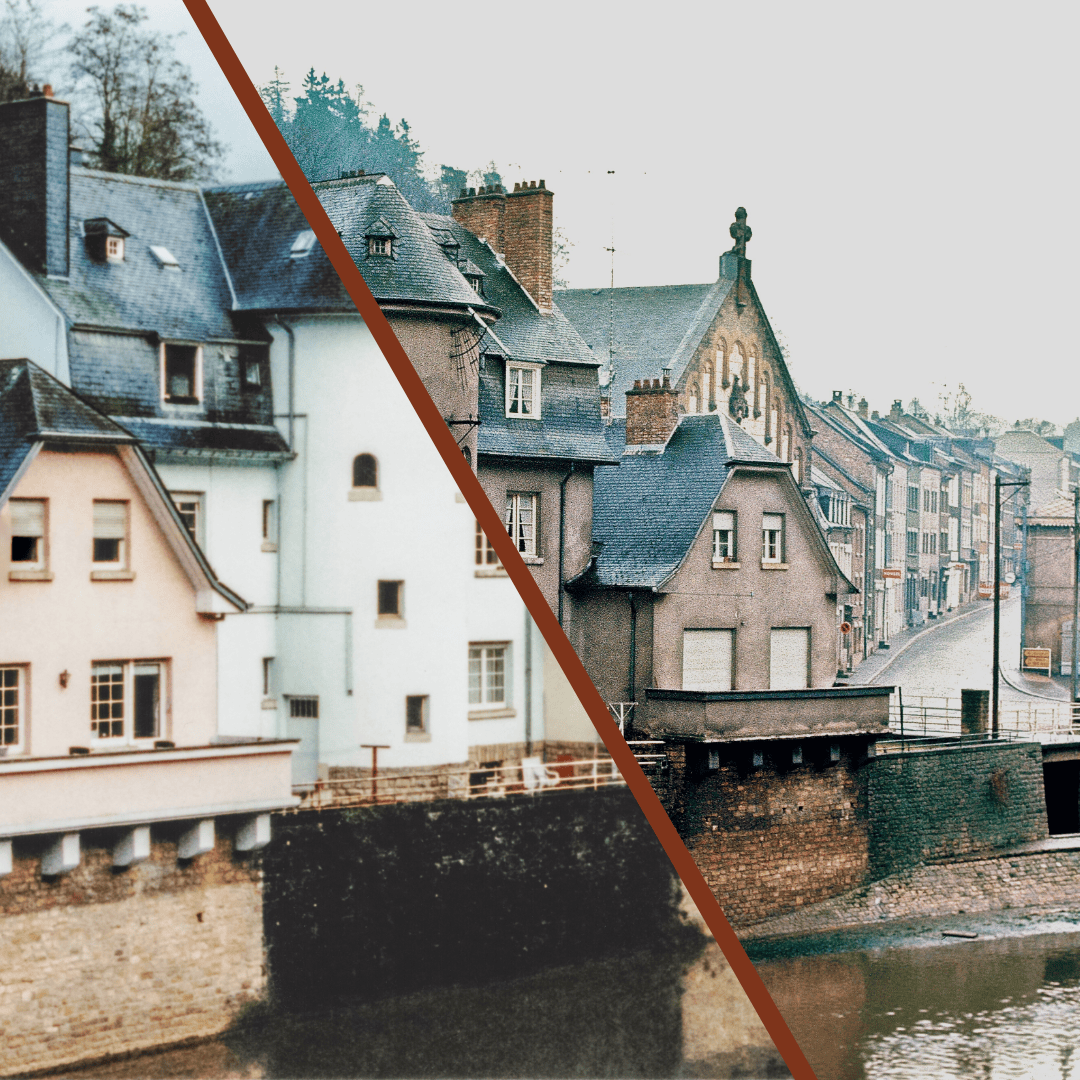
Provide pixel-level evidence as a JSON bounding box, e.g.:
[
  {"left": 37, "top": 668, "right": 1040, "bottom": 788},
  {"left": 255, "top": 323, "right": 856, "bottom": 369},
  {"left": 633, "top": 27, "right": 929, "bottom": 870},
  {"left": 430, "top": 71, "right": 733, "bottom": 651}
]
[{"left": 728, "top": 207, "right": 752, "bottom": 257}]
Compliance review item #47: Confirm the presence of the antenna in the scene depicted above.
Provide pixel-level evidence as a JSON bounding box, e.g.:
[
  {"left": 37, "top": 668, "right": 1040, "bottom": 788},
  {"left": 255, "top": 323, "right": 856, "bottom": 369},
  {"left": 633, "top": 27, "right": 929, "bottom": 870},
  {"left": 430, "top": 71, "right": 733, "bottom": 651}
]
[{"left": 604, "top": 170, "right": 616, "bottom": 386}]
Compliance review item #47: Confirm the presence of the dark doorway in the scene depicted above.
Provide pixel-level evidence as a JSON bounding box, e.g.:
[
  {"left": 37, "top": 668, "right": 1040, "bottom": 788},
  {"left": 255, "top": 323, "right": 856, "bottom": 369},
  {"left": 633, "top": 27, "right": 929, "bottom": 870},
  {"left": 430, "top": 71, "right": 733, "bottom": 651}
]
[{"left": 1043, "top": 761, "right": 1080, "bottom": 834}]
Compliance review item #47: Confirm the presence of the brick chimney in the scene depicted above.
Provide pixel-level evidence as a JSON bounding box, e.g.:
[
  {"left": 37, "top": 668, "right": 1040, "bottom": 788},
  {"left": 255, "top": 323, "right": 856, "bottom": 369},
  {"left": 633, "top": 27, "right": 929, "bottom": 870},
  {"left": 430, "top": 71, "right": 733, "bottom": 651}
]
[
  {"left": 451, "top": 184, "right": 506, "bottom": 254},
  {"left": 857, "top": 398, "right": 869, "bottom": 419},
  {"left": 0, "top": 90, "right": 69, "bottom": 277},
  {"left": 504, "top": 180, "right": 553, "bottom": 314},
  {"left": 831, "top": 390, "right": 843, "bottom": 404},
  {"left": 890, "top": 400, "right": 904, "bottom": 422},
  {"left": 625, "top": 376, "right": 680, "bottom": 448}
]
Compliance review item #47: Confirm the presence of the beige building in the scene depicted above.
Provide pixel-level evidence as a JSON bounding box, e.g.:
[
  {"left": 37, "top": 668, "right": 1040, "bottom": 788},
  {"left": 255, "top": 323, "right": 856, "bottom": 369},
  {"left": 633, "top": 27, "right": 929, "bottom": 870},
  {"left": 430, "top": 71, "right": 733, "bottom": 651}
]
[{"left": 1023, "top": 495, "right": 1077, "bottom": 675}]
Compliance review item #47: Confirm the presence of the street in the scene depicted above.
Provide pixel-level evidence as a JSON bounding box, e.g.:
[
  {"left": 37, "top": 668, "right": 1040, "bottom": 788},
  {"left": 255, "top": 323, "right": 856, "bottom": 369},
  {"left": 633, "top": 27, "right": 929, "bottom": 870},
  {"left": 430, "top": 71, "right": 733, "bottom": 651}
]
[{"left": 870, "top": 597, "right": 1031, "bottom": 703}]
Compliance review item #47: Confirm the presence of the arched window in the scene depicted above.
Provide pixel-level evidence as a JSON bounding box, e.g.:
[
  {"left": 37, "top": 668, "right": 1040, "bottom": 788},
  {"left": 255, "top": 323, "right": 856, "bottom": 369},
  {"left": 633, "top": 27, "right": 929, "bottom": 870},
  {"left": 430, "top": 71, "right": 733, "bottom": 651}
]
[
  {"left": 717, "top": 343, "right": 727, "bottom": 388},
  {"left": 688, "top": 383, "right": 700, "bottom": 414},
  {"left": 792, "top": 447, "right": 802, "bottom": 483},
  {"left": 353, "top": 454, "right": 378, "bottom": 489},
  {"left": 731, "top": 344, "right": 744, "bottom": 389},
  {"left": 702, "top": 367, "right": 712, "bottom": 412}
]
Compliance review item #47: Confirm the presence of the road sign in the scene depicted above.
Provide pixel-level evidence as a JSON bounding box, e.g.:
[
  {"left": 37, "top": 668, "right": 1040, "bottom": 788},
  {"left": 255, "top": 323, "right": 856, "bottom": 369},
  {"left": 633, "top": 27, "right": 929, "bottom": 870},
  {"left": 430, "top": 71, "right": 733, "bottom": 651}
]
[{"left": 881, "top": 568, "right": 902, "bottom": 580}]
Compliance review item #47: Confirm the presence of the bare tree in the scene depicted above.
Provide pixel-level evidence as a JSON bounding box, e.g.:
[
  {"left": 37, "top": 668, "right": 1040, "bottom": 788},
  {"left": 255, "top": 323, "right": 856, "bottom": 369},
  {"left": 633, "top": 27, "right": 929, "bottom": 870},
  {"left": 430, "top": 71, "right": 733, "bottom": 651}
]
[
  {"left": 0, "top": 0, "right": 67, "bottom": 101},
  {"left": 69, "top": 5, "right": 224, "bottom": 181}
]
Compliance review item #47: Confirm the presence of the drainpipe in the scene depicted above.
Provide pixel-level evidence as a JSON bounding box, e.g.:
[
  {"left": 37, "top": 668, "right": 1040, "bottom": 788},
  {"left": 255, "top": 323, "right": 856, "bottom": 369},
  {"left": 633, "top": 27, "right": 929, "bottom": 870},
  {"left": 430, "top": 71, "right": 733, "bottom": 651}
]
[
  {"left": 628, "top": 592, "right": 637, "bottom": 704},
  {"left": 272, "top": 316, "right": 297, "bottom": 452},
  {"left": 558, "top": 464, "right": 575, "bottom": 626},
  {"left": 524, "top": 609, "right": 533, "bottom": 755}
]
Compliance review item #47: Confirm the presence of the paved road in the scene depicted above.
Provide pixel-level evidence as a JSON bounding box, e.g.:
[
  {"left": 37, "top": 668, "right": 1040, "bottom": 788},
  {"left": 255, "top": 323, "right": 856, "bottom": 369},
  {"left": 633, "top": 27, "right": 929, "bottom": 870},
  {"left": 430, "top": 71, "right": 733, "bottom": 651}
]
[{"left": 871, "top": 597, "right": 1030, "bottom": 702}]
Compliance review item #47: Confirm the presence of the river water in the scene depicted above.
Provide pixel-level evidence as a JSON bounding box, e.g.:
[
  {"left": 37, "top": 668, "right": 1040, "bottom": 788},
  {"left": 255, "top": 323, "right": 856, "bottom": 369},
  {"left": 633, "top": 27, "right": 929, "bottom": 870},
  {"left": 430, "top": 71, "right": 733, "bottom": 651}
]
[{"left": 750, "top": 911, "right": 1080, "bottom": 1080}]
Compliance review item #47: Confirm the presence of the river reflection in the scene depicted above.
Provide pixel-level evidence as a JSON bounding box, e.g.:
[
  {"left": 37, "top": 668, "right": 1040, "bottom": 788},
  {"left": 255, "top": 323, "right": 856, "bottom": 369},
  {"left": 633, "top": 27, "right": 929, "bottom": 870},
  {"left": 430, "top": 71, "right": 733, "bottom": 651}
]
[{"left": 753, "top": 927, "right": 1080, "bottom": 1080}]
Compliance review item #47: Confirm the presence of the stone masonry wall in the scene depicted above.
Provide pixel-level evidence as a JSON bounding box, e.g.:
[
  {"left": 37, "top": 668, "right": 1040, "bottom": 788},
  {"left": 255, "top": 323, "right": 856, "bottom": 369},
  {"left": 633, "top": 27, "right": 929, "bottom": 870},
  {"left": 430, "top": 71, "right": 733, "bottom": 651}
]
[
  {"left": 660, "top": 740, "right": 871, "bottom": 929},
  {"left": 866, "top": 741, "right": 1049, "bottom": 880},
  {"left": 0, "top": 830, "right": 264, "bottom": 1078}
]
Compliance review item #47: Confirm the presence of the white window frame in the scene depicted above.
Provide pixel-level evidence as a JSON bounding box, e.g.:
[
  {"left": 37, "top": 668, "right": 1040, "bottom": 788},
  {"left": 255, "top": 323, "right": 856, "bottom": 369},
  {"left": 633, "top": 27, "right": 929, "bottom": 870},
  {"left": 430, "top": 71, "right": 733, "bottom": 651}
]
[
  {"left": 105, "top": 235, "right": 125, "bottom": 262},
  {"left": 161, "top": 342, "right": 203, "bottom": 406},
  {"left": 762, "top": 513, "right": 784, "bottom": 564},
  {"left": 0, "top": 665, "right": 26, "bottom": 754},
  {"left": 9, "top": 498, "right": 47, "bottom": 573},
  {"left": 170, "top": 492, "right": 204, "bottom": 548},
  {"left": 290, "top": 230, "right": 317, "bottom": 258},
  {"left": 505, "top": 493, "right": 538, "bottom": 557},
  {"left": 368, "top": 236, "right": 391, "bottom": 257},
  {"left": 468, "top": 643, "right": 509, "bottom": 710},
  {"left": 92, "top": 500, "right": 129, "bottom": 569},
  {"left": 475, "top": 520, "right": 503, "bottom": 570},
  {"left": 505, "top": 363, "right": 541, "bottom": 419},
  {"left": 90, "top": 660, "right": 166, "bottom": 744},
  {"left": 712, "top": 511, "right": 737, "bottom": 565}
]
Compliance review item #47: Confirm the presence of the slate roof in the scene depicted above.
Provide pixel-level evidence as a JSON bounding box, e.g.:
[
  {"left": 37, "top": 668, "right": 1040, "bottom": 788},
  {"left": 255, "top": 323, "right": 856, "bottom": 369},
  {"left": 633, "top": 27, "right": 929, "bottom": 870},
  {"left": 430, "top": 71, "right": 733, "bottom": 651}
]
[
  {"left": 420, "top": 213, "right": 597, "bottom": 366},
  {"left": 555, "top": 283, "right": 724, "bottom": 409},
  {"left": 115, "top": 417, "right": 291, "bottom": 458},
  {"left": 40, "top": 169, "right": 236, "bottom": 341},
  {"left": 476, "top": 360, "right": 617, "bottom": 465},
  {"left": 0, "top": 357, "right": 135, "bottom": 500},
  {"left": 205, "top": 176, "right": 490, "bottom": 314}
]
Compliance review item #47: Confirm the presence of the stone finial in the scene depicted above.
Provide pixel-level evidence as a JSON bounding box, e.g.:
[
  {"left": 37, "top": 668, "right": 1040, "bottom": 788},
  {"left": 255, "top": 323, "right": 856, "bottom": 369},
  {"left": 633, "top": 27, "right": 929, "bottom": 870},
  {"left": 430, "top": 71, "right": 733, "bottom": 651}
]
[
  {"left": 729, "top": 375, "right": 749, "bottom": 423},
  {"left": 728, "top": 207, "right": 752, "bottom": 258}
]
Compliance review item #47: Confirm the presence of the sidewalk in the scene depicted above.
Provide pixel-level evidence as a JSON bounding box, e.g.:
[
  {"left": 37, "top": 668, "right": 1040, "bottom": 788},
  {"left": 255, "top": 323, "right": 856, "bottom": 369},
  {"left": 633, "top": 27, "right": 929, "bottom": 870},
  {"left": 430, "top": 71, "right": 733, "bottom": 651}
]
[{"left": 845, "top": 597, "right": 992, "bottom": 686}]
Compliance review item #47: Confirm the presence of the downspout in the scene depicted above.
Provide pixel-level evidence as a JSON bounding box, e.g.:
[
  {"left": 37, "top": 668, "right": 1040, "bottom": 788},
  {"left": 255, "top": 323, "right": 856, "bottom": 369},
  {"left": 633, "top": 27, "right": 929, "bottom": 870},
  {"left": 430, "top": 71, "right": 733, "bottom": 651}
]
[
  {"left": 273, "top": 316, "right": 297, "bottom": 453},
  {"left": 558, "top": 464, "right": 575, "bottom": 626},
  {"left": 628, "top": 592, "right": 637, "bottom": 704},
  {"left": 524, "top": 610, "right": 533, "bottom": 755}
]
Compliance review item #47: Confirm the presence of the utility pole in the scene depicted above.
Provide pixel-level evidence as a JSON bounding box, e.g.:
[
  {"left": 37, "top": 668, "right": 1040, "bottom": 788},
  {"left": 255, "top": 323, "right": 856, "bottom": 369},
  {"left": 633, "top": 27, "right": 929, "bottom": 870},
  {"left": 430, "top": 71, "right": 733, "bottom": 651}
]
[{"left": 992, "top": 475, "right": 1030, "bottom": 737}]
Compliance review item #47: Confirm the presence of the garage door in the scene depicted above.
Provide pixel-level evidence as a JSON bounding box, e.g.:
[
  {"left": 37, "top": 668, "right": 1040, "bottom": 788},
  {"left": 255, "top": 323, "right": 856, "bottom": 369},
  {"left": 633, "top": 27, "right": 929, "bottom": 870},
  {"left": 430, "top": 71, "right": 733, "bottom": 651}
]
[
  {"left": 770, "top": 628, "right": 809, "bottom": 690},
  {"left": 682, "top": 629, "right": 733, "bottom": 691}
]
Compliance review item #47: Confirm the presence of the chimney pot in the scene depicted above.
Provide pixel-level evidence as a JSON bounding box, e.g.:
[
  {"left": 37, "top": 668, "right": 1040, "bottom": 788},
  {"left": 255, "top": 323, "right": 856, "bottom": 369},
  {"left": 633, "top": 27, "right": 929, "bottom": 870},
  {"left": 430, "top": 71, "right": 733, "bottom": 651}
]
[
  {"left": 530, "top": 180, "right": 537, "bottom": 189},
  {"left": 539, "top": 179, "right": 546, "bottom": 189},
  {"left": 871, "top": 410, "right": 880, "bottom": 420},
  {"left": 42, "top": 84, "right": 53, "bottom": 98},
  {"left": 459, "top": 187, "right": 468, "bottom": 197},
  {"left": 858, "top": 397, "right": 869, "bottom": 419},
  {"left": 832, "top": 391, "right": 843, "bottom": 403},
  {"left": 514, "top": 182, "right": 521, "bottom": 192},
  {"left": 468, "top": 187, "right": 476, "bottom": 197}
]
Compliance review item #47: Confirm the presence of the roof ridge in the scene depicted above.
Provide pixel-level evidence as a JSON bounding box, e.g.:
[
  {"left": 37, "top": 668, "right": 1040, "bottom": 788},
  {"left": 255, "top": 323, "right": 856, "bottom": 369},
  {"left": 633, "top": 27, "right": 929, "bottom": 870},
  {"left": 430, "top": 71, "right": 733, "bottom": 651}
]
[{"left": 73, "top": 167, "right": 202, "bottom": 193}]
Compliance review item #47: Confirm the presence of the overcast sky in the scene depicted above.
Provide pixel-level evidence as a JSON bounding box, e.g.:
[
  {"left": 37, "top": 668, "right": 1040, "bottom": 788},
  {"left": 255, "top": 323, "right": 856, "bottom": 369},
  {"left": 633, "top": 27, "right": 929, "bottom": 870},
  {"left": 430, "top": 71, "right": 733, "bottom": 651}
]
[{"left": 51, "top": 0, "right": 1079, "bottom": 427}]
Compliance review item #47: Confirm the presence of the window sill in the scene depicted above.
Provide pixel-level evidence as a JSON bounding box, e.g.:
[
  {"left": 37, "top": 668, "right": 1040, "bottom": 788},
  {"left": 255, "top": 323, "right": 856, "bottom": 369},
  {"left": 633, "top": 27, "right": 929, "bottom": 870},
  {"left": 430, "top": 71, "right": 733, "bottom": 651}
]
[
  {"left": 519, "top": 555, "right": 544, "bottom": 566},
  {"left": 261, "top": 541, "right": 278, "bottom": 553},
  {"left": 404, "top": 730, "right": 431, "bottom": 743},
  {"left": 468, "top": 707, "right": 517, "bottom": 721},
  {"left": 712, "top": 561, "right": 741, "bottom": 570},
  {"left": 348, "top": 488, "right": 382, "bottom": 502},
  {"left": 475, "top": 566, "right": 508, "bottom": 578},
  {"left": 9, "top": 569, "right": 53, "bottom": 582},
  {"left": 91, "top": 569, "right": 136, "bottom": 581},
  {"left": 375, "top": 615, "right": 407, "bottom": 628},
  {"left": 261, "top": 697, "right": 278, "bottom": 710},
  {"left": 760, "top": 562, "right": 788, "bottom": 571},
  {"left": 504, "top": 413, "right": 542, "bottom": 421}
]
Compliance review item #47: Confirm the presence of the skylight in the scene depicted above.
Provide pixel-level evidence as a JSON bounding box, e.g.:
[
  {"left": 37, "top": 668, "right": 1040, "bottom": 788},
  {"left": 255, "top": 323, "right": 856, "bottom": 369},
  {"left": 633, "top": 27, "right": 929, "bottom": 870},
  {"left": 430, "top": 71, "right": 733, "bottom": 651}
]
[
  {"left": 149, "top": 245, "right": 179, "bottom": 268},
  {"left": 290, "top": 230, "right": 317, "bottom": 258}
]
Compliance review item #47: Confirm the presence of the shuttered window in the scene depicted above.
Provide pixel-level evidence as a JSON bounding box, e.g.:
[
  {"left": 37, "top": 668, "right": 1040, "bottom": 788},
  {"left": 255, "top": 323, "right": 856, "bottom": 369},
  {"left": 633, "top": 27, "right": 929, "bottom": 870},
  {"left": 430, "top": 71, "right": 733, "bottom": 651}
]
[
  {"left": 770, "top": 628, "right": 809, "bottom": 690},
  {"left": 712, "top": 512, "right": 736, "bottom": 561},
  {"left": 93, "top": 501, "right": 127, "bottom": 564},
  {"left": 682, "top": 629, "right": 733, "bottom": 692},
  {"left": 762, "top": 513, "right": 784, "bottom": 563},
  {"left": 10, "top": 499, "right": 45, "bottom": 566}
]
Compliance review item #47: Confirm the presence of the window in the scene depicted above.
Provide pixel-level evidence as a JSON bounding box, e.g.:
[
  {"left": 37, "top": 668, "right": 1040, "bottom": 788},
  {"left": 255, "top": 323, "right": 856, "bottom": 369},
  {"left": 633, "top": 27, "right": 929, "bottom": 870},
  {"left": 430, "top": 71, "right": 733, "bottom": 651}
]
[
  {"left": 469, "top": 644, "right": 507, "bottom": 707},
  {"left": 106, "top": 235, "right": 124, "bottom": 262},
  {"left": 682, "top": 629, "right": 733, "bottom": 692},
  {"left": 770, "top": 628, "right": 809, "bottom": 690},
  {"left": 149, "top": 244, "right": 179, "bottom": 269},
  {"left": 262, "top": 500, "right": 278, "bottom": 551},
  {"left": 353, "top": 454, "right": 378, "bottom": 489},
  {"left": 288, "top": 695, "right": 319, "bottom": 718},
  {"left": 91, "top": 661, "right": 162, "bottom": 741},
  {"left": 506, "top": 364, "right": 540, "bottom": 418},
  {"left": 243, "top": 359, "right": 262, "bottom": 388},
  {"left": 0, "top": 667, "right": 23, "bottom": 751},
  {"left": 906, "top": 529, "right": 918, "bottom": 556},
  {"left": 368, "top": 236, "right": 391, "bottom": 256},
  {"left": 907, "top": 486, "right": 920, "bottom": 512},
  {"left": 92, "top": 501, "right": 128, "bottom": 566},
  {"left": 262, "top": 658, "right": 275, "bottom": 697},
  {"left": 170, "top": 493, "right": 202, "bottom": 547},
  {"left": 162, "top": 343, "right": 201, "bottom": 405},
  {"left": 505, "top": 493, "right": 538, "bottom": 557},
  {"left": 290, "top": 230, "right": 317, "bottom": 258},
  {"left": 712, "top": 511, "right": 736, "bottom": 563},
  {"left": 406, "top": 694, "right": 428, "bottom": 734},
  {"left": 475, "top": 520, "right": 502, "bottom": 567},
  {"left": 465, "top": 274, "right": 484, "bottom": 296},
  {"left": 762, "top": 513, "right": 784, "bottom": 564},
  {"left": 10, "top": 499, "right": 45, "bottom": 569},
  {"left": 377, "top": 580, "right": 403, "bottom": 617}
]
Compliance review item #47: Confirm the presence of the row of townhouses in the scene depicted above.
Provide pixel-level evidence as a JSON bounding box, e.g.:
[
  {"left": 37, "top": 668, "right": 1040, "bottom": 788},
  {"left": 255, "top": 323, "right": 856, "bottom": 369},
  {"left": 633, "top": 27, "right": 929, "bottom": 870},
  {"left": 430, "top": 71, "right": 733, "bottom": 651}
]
[{"left": 0, "top": 89, "right": 602, "bottom": 884}]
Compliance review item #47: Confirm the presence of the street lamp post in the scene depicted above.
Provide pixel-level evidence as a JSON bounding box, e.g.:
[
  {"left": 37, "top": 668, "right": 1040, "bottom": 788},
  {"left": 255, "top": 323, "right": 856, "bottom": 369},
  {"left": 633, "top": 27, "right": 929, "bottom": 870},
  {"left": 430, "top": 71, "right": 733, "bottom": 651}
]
[{"left": 992, "top": 475, "right": 1029, "bottom": 738}]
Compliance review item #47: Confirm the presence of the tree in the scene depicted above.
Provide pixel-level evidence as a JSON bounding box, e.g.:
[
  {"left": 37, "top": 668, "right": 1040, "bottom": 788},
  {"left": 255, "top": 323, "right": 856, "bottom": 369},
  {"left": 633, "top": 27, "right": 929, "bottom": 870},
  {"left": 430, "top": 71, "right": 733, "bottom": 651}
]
[
  {"left": 1013, "top": 418, "right": 1059, "bottom": 437},
  {"left": 553, "top": 225, "right": 573, "bottom": 288},
  {"left": 936, "top": 383, "right": 1003, "bottom": 437},
  {"left": 69, "top": 5, "right": 224, "bottom": 181},
  {"left": 0, "top": 0, "right": 67, "bottom": 102}
]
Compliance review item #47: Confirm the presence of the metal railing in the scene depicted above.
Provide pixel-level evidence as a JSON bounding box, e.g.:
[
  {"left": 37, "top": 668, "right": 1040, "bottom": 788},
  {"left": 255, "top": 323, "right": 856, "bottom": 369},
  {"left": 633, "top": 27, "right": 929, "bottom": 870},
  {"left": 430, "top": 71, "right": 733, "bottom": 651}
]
[
  {"left": 888, "top": 691, "right": 1080, "bottom": 741},
  {"left": 292, "top": 755, "right": 628, "bottom": 812}
]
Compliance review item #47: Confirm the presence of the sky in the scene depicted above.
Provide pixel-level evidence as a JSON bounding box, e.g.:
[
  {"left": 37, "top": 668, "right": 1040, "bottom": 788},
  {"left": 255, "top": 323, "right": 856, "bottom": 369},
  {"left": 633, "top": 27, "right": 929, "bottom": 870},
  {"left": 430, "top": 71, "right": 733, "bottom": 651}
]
[{"left": 45, "top": 0, "right": 1080, "bottom": 428}]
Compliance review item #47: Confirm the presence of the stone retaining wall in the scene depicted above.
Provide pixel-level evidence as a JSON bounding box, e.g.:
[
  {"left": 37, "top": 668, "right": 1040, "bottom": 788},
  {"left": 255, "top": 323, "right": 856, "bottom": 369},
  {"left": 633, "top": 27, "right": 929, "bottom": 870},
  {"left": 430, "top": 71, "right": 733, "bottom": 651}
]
[{"left": 0, "top": 830, "right": 264, "bottom": 1078}]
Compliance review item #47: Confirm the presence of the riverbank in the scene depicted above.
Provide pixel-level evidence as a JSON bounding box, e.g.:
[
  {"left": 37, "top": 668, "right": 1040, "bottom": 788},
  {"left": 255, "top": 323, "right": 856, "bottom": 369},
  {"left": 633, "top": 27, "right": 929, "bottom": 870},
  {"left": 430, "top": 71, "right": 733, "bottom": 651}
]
[{"left": 740, "top": 839, "right": 1080, "bottom": 943}]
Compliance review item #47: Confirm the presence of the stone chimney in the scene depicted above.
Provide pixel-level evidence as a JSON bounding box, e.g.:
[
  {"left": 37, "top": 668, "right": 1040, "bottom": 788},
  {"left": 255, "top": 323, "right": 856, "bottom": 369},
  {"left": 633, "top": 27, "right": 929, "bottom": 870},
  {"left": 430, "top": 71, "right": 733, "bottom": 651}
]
[
  {"left": 625, "top": 376, "right": 680, "bottom": 448},
  {"left": 504, "top": 180, "right": 553, "bottom": 314},
  {"left": 831, "top": 390, "right": 843, "bottom": 404},
  {"left": 858, "top": 398, "right": 869, "bottom": 419},
  {"left": 0, "top": 90, "right": 69, "bottom": 277},
  {"left": 871, "top": 410, "right": 880, "bottom": 421},
  {"left": 451, "top": 184, "right": 506, "bottom": 254},
  {"left": 890, "top": 399, "right": 904, "bottom": 422}
]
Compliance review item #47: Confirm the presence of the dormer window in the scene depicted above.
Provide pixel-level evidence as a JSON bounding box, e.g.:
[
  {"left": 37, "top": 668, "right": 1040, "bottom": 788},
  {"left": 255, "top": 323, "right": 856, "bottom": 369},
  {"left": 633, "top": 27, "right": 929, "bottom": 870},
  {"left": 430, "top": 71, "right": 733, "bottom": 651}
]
[
  {"left": 290, "top": 230, "right": 317, "bottom": 259},
  {"left": 365, "top": 218, "right": 397, "bottom": 258},
  {"left": 161, "top": 343, "right": 202, "bottom": 405},
  {"left": 466, "top": 276, "right": 484, "bottom": 295},
  {"left": 83, "top": 218, "right": 129, "bottom": 264},
  {"left": 506, "top": 363, "right": 541, "bottom": 419},
  {"left": 459, "top": 258, "right": 486, "bottom": 296}
]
